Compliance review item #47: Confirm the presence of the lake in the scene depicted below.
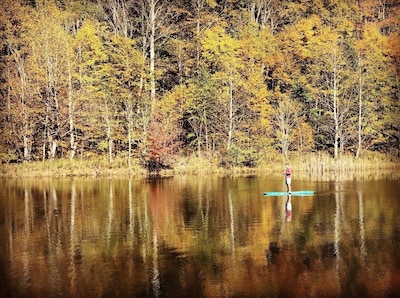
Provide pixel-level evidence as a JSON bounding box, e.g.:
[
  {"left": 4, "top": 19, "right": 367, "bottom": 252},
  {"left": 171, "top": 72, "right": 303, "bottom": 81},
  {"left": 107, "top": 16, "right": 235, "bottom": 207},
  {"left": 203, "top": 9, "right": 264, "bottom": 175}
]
[{"left": 0, "top": 172, "right": 399, "bottom": 297}]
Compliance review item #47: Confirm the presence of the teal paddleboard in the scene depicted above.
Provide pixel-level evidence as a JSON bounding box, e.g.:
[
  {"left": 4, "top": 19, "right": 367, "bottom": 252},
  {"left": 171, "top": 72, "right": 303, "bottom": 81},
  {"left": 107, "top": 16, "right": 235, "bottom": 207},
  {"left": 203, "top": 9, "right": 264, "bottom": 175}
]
[{"left": 263, "top": 190, "right": 314, "bottom": 196}]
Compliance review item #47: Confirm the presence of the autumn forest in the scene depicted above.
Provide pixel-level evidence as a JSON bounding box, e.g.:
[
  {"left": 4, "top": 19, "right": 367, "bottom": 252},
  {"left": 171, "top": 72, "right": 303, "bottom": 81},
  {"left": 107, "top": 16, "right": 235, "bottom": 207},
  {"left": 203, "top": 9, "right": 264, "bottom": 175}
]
[{"left": 1, "top": 0, "right": 399, "bottom": 172}]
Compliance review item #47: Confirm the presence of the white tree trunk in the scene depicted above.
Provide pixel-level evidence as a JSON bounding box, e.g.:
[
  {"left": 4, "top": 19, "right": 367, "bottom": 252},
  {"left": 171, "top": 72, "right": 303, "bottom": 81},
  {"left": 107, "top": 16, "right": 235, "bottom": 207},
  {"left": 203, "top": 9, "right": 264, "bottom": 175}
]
[
  {"left": 356, "top": 55, "right": 364, "bottom": 158},
  {"left": 149, "top": 0, "right": 157, "bottom": 115},
  {"left": 227, "top": 71, "right": 234, "bottom": 149},
  {"left": 67, "top": 43, "right": 76, "bottom": 160},
  {"left": 332, "top": 48, "right": 339, "bottom": 159}
]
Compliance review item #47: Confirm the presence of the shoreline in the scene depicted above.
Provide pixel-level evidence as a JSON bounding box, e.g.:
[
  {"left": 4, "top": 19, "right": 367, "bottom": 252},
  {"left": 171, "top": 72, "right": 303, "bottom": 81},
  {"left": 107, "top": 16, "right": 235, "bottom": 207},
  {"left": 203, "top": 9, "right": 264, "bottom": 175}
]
[{"left": 1, "top": 152, "right": 399, "bottom": 179}]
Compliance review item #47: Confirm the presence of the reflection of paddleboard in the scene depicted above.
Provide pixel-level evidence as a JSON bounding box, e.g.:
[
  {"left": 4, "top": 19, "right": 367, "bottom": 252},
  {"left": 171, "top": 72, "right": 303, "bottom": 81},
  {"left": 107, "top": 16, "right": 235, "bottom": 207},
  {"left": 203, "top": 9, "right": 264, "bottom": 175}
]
[{"left": 263, "top": 190, "right": 314, "bottom": 196}]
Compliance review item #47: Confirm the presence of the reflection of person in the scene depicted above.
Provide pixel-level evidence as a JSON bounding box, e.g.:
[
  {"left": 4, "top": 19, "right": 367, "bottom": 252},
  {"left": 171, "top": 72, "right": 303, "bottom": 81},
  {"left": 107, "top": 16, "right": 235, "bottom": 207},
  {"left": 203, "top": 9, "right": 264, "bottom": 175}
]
[
  {"left": 284, "top": 163, "right": 292, "bottom": 193},
  {"left": 285, "top": 195, "right": 292, "bottom": 222}
]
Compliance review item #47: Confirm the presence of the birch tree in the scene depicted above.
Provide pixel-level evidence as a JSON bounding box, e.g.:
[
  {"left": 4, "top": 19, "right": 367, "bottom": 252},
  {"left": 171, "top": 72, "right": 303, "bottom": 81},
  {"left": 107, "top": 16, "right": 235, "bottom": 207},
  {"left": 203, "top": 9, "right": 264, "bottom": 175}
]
[
  {"left": 26, "top": 3, "right": 73, "bottom": 159},
  {"left": 201, "top": 25, "right": 242, "bottom": 150},
  {"left": 107, "top": 35, "right": 144, "bottom": 167},
  {"left": 271, "top": 93, "right": 304, "bottom": 157},
  {"left": 130, "top": 0, "right": 185, "bottom": 115},
  {"left": 354, "top": 24, "right": 392, "bottom": 157},
  {"left": 76, "top": 20, "right": 120, "bottom": 165},
  {"left": 309, "top": 26, "right": 355, "bottom": 158},
  {"left": 0, "top": 0, "right": 36, "bottom": 161}
]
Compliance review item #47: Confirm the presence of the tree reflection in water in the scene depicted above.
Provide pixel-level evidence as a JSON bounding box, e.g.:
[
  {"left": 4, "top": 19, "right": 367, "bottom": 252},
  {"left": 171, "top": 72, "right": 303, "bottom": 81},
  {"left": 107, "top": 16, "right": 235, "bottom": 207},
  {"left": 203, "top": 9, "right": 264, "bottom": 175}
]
[{"left": 0, "top": 176, "right": 399, "bottom": 297}]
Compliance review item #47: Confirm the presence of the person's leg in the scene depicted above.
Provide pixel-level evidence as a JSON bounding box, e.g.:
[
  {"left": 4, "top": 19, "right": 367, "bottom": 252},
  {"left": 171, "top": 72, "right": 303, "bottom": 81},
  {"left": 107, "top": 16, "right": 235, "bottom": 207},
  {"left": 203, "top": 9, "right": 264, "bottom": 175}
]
[{"left": 286, "top": 177, "right": 291, "bottom": 193}]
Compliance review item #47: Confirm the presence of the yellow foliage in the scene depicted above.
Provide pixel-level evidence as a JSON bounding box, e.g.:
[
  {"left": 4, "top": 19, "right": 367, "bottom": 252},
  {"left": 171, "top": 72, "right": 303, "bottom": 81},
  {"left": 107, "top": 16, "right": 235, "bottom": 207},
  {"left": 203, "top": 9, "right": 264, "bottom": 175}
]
[
  {"left": 76, "top": 20, "right": 108, "bottom": 63},
  {"left": 201, "top": 25, "right": 241, "bottom": 70},
  {"left": 206, "top": 0, "right": 218, "bottom": 8},
  {"left": 160, "top": 84, "right": 194, "bottom": 117},
  {"left": 291, "top": 122, "right": 314, "bottom": 153}
]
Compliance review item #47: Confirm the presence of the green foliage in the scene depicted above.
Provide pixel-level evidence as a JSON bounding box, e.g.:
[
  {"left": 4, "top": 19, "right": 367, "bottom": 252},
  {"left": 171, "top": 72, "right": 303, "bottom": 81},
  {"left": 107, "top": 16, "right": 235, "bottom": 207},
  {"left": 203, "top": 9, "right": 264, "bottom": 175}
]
[
  {"left": 225, "top": 145, "right": 259, "bottom": 168},
  {"left": 97, "top": 140, "right": 108, "bottom": 152}
]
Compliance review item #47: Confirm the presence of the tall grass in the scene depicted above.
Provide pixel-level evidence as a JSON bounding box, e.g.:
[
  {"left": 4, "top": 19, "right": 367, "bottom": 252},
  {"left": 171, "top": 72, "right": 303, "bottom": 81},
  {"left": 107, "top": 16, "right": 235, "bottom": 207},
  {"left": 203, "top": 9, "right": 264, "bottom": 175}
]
[
  {"left": 291, "top": 151, "right": 398, "bottom": 172},
  {"left": 0, "top": 155, "right": 147, "bottom": 178},
  {"left": 281, "top": 151, "right": 400, "bottom": 181},
  {"left": 1, "top": 151, "right": 399, "bottom": 178}
]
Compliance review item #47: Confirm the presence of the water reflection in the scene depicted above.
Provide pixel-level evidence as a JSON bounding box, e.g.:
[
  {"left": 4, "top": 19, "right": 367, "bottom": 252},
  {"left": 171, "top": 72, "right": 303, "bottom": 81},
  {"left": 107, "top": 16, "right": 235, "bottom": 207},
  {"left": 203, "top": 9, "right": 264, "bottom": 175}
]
[
  {"left": 0, "top": 176, "right": 400, "bottom": 297},
  {"left": 334, "top": 182, "right": 341, "bottom": 294},
  {"left": 358, "top": 190, "right": 367, "bottom": 266},
  {"left": 285, "top": 195, "right": 292, "bottom": 222}
]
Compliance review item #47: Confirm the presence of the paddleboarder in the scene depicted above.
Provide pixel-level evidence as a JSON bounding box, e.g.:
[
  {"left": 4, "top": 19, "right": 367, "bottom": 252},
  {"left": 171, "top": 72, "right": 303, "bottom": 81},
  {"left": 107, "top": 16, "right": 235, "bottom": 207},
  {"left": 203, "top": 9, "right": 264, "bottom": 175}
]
[{"left": 284, "top": 163, "right": 292, "bottom": 193}]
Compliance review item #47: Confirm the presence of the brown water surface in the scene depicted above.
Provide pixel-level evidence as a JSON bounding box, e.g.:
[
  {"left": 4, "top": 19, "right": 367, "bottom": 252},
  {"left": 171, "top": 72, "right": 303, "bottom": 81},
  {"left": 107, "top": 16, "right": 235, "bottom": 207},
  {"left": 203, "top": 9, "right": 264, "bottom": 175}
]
[{"left": 0, "top": 173, "right": 399, "bottom": 297}]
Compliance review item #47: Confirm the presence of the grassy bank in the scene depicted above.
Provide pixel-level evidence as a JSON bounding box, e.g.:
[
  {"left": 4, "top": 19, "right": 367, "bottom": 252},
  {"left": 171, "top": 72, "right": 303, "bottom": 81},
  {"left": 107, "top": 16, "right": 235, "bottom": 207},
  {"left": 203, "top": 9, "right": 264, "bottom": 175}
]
[
  {"left": 0, "top": 156, "right": 147, "bottom": 178},
  {"left": 1, "top": 151, "right": 399, "bottom": 178}
]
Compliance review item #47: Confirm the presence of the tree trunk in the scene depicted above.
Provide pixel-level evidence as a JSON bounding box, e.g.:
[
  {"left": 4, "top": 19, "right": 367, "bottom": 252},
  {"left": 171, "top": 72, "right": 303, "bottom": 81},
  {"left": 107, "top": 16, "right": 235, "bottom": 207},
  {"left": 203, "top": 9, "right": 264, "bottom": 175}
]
[
  {"left": 356, "top": 55, "right": 364, "bottom": 158},
  {"left": 48, "top": 137, "right": 57, "bottom": 159},
  {"left": 104, "top": 101, "right": 113, "bottom": 167},
  {"left": 333, "top": 49, "right": 339, "bottom": 159},
  {"left": 11, "top": 46, "right": 31, "bottom": 161},
  {"left": 194, "top": 0, "right": 204, "bottom": 72},
  {"left": 42, "top": 129, "right": 46, "bottom": 161},
  {"left": 67, "top": 45, "right": 76, "bottom": 160},
  {"left": 281, "top": 119, "right": 289, "bottom": 157},
  {"left": 127, "top": 107, "right": 132, "bottom": 168},
  {"left": 197, "top": 122, "right": 202, "bottom": 157},
  {"left": 204, "top": 108, "right": 209, "bottom": 155},
  {"left": 227, "top": 70, "right": 234, "bottom": 149},
  {"left": 23, "top": 135, "right": 31, "bottom": 161},
  {"left": 149, "top": 0, "right": 156, "bottom": 116}
]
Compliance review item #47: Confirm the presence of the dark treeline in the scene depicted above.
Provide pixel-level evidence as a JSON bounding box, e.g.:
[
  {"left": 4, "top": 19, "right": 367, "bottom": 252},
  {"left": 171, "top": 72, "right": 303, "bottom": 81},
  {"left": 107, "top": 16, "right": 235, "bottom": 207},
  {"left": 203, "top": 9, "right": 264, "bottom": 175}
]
[{"left": 0, "top": 0, "right": 399, "bottom": 170}]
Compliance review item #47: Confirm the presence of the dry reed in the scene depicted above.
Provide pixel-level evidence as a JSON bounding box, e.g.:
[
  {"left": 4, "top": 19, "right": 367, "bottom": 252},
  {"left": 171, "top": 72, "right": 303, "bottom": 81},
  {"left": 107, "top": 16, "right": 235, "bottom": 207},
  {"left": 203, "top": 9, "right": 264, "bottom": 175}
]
[{"left": 1, "top": 151, "right": 398, "bottom": 178}]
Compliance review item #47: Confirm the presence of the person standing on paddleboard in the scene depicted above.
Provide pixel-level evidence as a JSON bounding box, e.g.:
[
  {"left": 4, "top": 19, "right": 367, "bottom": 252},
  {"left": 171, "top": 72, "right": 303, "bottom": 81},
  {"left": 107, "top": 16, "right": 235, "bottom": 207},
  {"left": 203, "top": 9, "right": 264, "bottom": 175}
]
[{"left": 284, "top": 163, "right": 292, "bottom": 193}]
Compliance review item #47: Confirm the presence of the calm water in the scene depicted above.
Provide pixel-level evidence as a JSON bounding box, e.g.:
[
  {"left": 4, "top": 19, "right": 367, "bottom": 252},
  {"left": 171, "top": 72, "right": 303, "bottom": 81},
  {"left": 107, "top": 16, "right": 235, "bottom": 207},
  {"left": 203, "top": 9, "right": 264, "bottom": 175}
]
[{"left": 0, "top": 173, "right": 399, "bottom": 297}]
